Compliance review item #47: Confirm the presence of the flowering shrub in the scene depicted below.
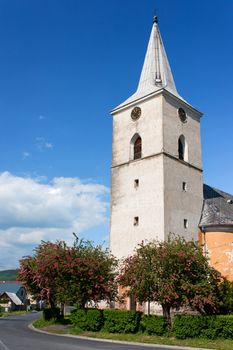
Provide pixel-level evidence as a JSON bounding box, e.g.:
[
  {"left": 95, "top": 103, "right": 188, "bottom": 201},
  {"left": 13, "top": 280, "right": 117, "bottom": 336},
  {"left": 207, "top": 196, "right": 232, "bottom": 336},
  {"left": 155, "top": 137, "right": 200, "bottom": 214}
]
[
  {"left": 119, "top": 235, "right": 221, "bottom": 327},
  {"left": 18, "top": 239, "right": 118, "bottom": 313}
]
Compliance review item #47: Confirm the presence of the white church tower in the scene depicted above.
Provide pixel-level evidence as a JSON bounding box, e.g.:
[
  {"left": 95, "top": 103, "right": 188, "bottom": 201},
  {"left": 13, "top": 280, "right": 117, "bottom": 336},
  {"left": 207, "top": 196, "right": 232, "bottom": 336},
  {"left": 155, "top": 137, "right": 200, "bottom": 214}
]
[{"left": 110, "top": 17, "right": 203, "bottom": 259}]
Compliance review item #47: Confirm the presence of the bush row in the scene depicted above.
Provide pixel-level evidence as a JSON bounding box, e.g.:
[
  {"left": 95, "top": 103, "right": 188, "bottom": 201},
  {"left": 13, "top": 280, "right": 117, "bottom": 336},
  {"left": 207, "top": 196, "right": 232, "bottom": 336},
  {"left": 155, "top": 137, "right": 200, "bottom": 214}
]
[
  {"left": 70, "top": 309, "right": 141, "bottom": 333},
  {"left": 70, "top": 308, "right": 167, "bottom": 335},
  {"left": 173, "top": 315, "right": 233, "bottom": 339},
  {"left": 69, "top": 309, "right": 233, "bottom": 339},
  {"left": 43, "top": 307, "right": 61, "bottom": 321}
]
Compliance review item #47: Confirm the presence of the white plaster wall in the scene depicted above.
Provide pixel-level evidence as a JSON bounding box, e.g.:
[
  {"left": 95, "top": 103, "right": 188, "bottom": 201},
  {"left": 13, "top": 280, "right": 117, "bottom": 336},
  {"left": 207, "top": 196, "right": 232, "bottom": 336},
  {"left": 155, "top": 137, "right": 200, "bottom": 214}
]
[
  {"left": 110, "top": 156, "right": 165, "bottom": 259},
  {"left": 162, "top": 93, "right": 203, "bottom": 241},
  {"left": 163, "top": 156, "right": 203, "bottom": 241},
  {"left": 111, "top": 94, "right": 163, "bottom": 167},
  {"left": 110, "top": 91, "right": 203, "bottom": 259},
  {"left": 110, "top": 95, "right": 167, "bottom": 259},
  {"left": 163, "top": 94, "right": 202, "bottom": 169}
]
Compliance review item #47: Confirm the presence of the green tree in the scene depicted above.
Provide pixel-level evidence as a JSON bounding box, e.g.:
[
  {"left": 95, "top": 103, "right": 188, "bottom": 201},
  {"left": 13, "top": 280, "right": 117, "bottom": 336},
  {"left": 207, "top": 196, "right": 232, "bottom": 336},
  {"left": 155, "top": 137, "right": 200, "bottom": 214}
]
[
  {"left": 18, "top": 238, "right": 118, "bottom": 314},
  {"left": 18, "top": 241, "right": 69, "bottom": 313},
  {"left": 218, "top": 278, "right": 233, "bottom": 314},
  {"left": 59, "top": 238, "right": 118, "bottom": 308},
  {"left": 118, "top": 236, "right": 221, "bottom": 327}
]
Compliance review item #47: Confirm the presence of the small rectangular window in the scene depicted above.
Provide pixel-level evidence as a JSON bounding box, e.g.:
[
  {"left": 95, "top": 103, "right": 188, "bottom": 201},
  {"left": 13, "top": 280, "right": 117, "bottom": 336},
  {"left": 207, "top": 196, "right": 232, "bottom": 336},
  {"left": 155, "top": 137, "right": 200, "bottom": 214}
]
[
  {"left": 184, "top": 219, "right": 188, "bottom": 229},
  {"left": 134, "top": 179, "right": 139, "bottom": 188},
  {"left": 182, "top": 182, "right": 187, "bottom": 191},
  {"left": 134, "top": 217, "right": 139, "bottom": 226}
]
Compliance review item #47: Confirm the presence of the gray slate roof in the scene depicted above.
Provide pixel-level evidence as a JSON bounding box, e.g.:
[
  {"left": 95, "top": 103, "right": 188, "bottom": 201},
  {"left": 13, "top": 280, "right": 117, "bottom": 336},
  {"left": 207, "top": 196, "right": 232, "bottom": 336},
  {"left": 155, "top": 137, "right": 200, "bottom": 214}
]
[
  {"left": 200, "top": 184, "right": 233, "bottom": 227},
  {"left": 3, "top": 292, "right": 23, "bottom": 305},
  {"left": 0, "top": 283, "right": 22, "bottom": 294},
  {"left": 113, "top": 18, "right": 186, "bottom": 111}
]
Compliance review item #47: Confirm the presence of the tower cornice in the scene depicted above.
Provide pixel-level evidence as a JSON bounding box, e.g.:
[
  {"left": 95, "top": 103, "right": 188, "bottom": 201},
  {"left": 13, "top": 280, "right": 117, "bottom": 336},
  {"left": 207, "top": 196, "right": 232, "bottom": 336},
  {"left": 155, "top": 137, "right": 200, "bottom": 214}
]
[
  {"left": 111, "top": 88, "right": 202, "bottom": 118},
  {"left": 111, "top": 151, "right": 203, "bottom": 173}
]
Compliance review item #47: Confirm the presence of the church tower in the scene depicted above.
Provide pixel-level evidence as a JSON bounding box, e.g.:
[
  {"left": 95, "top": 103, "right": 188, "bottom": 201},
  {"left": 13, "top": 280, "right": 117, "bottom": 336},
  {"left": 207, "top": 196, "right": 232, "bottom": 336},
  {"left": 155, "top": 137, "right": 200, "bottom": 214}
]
[{"left": 110, "top": 17, "right": 203, "bottom": 259}]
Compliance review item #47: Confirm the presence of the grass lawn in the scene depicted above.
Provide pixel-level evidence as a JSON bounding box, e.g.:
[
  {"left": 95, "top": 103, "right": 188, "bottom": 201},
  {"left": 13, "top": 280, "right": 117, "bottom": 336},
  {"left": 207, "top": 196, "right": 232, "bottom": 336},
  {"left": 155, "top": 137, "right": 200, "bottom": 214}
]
[{"left": 33, "top": 318, "right": 233, "bottom": 350}]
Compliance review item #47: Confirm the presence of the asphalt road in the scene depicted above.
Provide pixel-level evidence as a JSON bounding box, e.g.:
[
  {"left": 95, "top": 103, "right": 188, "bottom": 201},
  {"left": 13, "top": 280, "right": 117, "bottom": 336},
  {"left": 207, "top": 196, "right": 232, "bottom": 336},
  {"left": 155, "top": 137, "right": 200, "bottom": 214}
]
[{"left": 0, "top": 313, "right": 188, "bottom": 350}]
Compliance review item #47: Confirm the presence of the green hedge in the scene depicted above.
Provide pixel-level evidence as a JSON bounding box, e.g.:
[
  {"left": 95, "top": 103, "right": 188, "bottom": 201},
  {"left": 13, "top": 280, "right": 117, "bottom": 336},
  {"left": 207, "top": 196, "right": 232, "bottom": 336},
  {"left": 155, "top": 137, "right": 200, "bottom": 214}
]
[
  {"left": 173, "top": 315, "right": 233, "bottom": 339},
  {"left": 69, "top": 308, "right": 233, "bottom": 339},
  {"left": 70, "top": 309, "right": 87, "bottom": 330},
  {"left": 43, "top": 307, "right": 60, "bottom": 321},
  {"left": 70, "top": 308, "right": 103, "bottom": 331},
  {"left": 103, "top": 309, "right": 142, "bottom": 333},
  {"left": 86, "top": 309, "right": 103, "bottom": 331},
  {"left": 173, "top": 315, "right": 208, "bottom": 339},
  {"left": 202, "top": 316, "right": 233, "bottom": 339},
  {"left": 70, "top": 308, "right": 142, "bottom": 333},
  {"left": 140, "top": 315, "right": 167, "bottom": 335}
]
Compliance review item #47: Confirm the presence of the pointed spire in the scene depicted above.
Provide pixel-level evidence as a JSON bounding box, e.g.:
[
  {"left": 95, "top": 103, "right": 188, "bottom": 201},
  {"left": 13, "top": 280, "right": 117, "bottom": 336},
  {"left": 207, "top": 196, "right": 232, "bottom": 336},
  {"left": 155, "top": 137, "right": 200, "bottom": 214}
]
[
  {"left": 137, "top": 16, "right": 178, "bottom": 96},
  {"left": 114, "top": 17, "right": 181, "bottom": 110}
]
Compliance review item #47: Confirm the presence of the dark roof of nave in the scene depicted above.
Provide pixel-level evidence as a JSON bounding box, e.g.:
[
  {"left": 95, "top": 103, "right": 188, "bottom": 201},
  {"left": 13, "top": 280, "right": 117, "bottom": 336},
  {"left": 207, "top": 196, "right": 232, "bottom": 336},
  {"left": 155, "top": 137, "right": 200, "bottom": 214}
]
[
  {"left": 0, "top": 282, "right": 23, "bottom": 294},
  {"left": 200, "top": 184, "right": 233, "bottom": 227}
]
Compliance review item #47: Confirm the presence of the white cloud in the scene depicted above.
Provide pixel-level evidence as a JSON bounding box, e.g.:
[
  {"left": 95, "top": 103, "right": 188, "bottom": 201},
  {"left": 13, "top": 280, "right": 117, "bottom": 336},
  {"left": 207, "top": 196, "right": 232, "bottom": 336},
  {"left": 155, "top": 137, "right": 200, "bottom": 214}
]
[
  {"left": 22, "top": 151, "right": 30, "bottom": 159},
  {"left": 0, "top": 172, "right": 109, "bottom": 270},
  {"left": 45, "top": 142, "right": 53, "bottom": 149},
  {"left": 36, "top": 137, "right": 53, "bottom": 151}
]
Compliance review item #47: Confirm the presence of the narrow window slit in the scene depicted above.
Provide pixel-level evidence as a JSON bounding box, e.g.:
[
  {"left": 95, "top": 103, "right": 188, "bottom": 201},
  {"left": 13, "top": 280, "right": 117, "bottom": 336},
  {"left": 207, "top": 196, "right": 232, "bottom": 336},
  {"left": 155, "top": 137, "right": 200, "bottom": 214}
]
[
  {"left": 184, "top": 219, "right": 188, "bottom": 229},
  {"left": 134, "top": 179, "right": 139, "bottom": 188},
  {"left": 134, "top": 217, "right": 139, "bottom": 226}
]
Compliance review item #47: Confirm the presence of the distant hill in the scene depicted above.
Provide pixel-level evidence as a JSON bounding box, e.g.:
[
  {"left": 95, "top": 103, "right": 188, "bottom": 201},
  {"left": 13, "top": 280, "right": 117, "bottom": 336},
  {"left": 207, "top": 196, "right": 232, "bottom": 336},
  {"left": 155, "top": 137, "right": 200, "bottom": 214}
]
[{"left": 0, "top": 269, "right": 18, "bottom": 281}]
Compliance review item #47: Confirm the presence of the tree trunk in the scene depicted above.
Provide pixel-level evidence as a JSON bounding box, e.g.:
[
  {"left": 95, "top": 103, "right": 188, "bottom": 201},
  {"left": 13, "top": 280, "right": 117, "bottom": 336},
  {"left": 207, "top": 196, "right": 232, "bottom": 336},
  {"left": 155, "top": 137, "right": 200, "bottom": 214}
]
[
  {"left": 49, "top": 298, "right": 58, "bottom": 318},
  {"left": 80, "top": 300, "right": 86, "bottom": 309},
  {"left": 49, "top": 298, "right": 56, "bottom": 311},
  {"left": 162, "top": 304, "right": 171, "bottom": 329},
  {"left": 60, "top": 303, "right": 65, "bottom": 318},
  {"left": 147, "top": 300, "right": 150, "bottom": 315}
]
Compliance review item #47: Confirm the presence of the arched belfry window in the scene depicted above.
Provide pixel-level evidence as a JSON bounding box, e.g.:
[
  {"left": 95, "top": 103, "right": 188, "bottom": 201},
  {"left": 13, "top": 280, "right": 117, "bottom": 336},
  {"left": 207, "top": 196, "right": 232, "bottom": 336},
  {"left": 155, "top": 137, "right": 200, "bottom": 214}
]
[
  {"left": 178, "top": 137, "right": 184, "bottom": 160},
  {"left": 130, "top": 134, "right": 142, "bottom": 160},
  {"left": 178, "top": 135, "right": 188, "bottom": 161},
  {"left": 134, "top": 136, "right": 142, "bottom": 160}
]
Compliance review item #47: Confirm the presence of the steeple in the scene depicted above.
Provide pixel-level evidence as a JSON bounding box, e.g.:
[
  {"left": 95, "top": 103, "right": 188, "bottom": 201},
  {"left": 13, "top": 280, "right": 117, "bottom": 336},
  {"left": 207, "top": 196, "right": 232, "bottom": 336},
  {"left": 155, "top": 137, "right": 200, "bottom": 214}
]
[
  {"left": 137, "top": 16, "right": 178, "bottom": 96},
  {"left": 114, "top": 17, "right": 182, "bottom": 110},
  {"left": 110, "top": 15, "right": 203, "bottom": 262}
]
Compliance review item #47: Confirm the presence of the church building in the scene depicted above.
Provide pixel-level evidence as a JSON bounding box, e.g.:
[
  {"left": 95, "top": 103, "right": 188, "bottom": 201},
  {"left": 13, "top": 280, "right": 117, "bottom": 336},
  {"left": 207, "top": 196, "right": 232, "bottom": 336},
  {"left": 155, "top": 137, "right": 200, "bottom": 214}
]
[{"left": 109, "top": 17, "right": 233, "bottom": 281}]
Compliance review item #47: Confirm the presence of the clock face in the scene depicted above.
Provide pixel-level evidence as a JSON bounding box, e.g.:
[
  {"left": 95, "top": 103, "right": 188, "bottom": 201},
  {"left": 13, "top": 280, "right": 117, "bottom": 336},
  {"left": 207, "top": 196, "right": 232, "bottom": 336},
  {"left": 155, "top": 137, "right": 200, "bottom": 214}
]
[
  {"left": 131, "top": 106, "right": 141, "bottom": 121},
  {"left": 178, "top": 107, "right": 187, "bottom": 123}
]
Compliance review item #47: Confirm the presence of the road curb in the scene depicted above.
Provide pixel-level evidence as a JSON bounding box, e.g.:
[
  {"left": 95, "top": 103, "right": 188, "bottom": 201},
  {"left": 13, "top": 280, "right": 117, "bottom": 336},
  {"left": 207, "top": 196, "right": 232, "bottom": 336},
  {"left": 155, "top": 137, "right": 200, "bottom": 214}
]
[{"left": 28, "top": 323, "right": 213, "bottom": 350}]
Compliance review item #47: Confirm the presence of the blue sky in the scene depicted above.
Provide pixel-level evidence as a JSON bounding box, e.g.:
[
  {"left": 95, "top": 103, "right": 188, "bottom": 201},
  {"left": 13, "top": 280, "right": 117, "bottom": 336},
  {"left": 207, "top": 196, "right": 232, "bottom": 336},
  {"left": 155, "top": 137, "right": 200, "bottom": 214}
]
[{"left": 0, "top": 0, "right": 232, "bottom": 269}]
